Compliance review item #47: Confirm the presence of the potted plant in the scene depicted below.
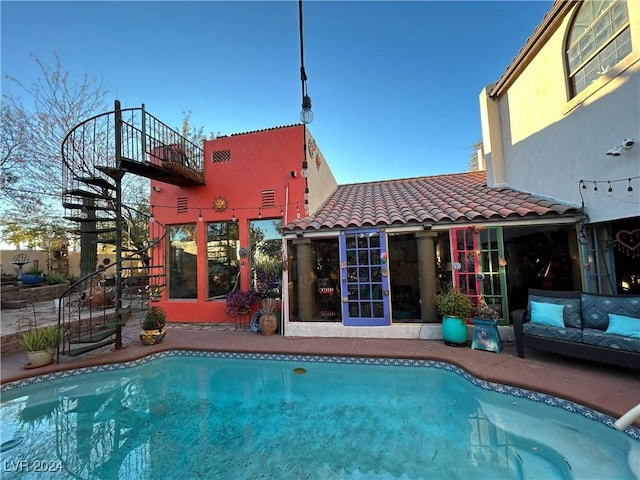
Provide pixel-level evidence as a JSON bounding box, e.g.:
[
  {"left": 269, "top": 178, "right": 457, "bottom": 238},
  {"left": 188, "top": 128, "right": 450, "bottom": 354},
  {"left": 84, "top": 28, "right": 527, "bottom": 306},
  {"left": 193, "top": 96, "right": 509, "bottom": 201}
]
[
  {"left": 20, "top": 268, "right": 44, "bottom": 286},
  {"left": 140, "top": 306, "right": 167, "bottom": 345},
  {"left": 435, "top": 288, "right": 473, "bottom": 347},
  {"left": 259, "top": 298, "right": 279, "bottom": 336},
  {"left": 18, "top": 325, "right": 63, "bottom": 367},
  {"left": 225, "top": 290, "right": 258, "bottom": 318}
]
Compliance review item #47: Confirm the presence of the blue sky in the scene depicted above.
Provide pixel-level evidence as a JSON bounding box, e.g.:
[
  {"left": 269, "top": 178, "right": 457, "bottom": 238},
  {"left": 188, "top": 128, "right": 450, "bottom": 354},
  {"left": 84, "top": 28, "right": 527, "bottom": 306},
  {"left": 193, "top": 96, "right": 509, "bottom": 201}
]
[{"left": 1, "top": 0, "right": 553, "bottom": 184}]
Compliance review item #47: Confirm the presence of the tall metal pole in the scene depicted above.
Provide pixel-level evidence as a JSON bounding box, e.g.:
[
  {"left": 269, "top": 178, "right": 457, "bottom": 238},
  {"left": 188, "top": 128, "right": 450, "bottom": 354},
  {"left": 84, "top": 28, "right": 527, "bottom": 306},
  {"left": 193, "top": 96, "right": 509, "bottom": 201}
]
[{"left": 113, "top": 100, "right": 124, "bottom": 349}]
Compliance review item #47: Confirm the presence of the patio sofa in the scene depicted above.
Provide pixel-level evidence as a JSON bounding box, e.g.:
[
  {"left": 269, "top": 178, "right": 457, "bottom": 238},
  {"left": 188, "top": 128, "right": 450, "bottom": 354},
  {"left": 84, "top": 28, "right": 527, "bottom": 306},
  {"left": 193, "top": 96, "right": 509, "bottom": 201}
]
[{"left": 513, "top": 289, "right": 640, "bottom": 369}]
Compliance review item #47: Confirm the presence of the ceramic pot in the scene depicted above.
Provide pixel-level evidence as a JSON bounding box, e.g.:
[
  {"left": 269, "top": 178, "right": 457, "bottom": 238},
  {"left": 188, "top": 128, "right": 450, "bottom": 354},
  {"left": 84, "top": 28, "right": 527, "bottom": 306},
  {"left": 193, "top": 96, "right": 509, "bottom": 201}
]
[
  {"left": 26, "top": 349, "right": 55, "bottom": 367},
  {"left": 140, "top": 328, "right": 167, "bottom": 345},
  {"left": 442, "top": 316, "right": 468, "bottom": 346},
  {"left": 259, "top": 314, "right": 277, "bottom": 336}
]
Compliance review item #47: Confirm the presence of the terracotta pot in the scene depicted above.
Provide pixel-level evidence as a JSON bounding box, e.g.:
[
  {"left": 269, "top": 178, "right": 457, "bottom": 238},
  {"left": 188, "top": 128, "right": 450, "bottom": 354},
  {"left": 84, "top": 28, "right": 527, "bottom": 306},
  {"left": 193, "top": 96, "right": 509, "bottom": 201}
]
[{"left": 259, "top": 314, "right": 277, "bottom": 336}]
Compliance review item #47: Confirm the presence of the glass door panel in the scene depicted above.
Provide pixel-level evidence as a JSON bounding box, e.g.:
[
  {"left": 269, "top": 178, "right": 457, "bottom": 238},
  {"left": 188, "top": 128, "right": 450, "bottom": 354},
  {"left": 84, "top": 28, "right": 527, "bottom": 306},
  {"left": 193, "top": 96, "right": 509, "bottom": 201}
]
[{"left": 340, "top": 229, "right": 390, "bottom": 326}]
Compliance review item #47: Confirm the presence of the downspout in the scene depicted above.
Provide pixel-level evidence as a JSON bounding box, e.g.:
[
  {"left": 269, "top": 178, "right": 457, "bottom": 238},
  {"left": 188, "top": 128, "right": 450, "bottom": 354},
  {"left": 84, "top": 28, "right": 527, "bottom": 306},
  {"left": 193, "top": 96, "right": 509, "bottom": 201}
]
[{"left": 282, "top": 182, "right": 290, "bottom": 336}]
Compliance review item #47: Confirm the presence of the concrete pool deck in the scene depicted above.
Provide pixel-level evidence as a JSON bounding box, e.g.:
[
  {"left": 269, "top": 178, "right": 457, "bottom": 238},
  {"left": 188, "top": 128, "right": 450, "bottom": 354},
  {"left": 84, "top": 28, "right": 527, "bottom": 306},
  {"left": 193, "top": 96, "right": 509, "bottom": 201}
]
[{"left": 1, "top": 312, "right": 639, "bottom": 426}]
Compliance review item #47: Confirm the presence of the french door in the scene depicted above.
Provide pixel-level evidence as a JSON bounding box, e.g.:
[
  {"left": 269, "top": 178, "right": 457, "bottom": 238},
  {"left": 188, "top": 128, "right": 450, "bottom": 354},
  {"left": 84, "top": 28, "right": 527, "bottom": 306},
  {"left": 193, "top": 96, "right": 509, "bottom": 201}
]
[
  {"left": 339, "top": 229, "right": 390, "bottom": 326},
  {"left": 451, "top": 227, "right": 508, "bottom": 323}
]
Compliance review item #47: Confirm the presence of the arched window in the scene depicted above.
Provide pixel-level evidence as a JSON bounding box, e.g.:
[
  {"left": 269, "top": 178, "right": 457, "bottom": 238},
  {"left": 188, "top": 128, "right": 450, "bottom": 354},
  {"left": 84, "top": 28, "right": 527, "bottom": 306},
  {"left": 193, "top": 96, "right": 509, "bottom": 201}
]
[{"left": 566, "top": 0, "right": 632, "bottom": 97}]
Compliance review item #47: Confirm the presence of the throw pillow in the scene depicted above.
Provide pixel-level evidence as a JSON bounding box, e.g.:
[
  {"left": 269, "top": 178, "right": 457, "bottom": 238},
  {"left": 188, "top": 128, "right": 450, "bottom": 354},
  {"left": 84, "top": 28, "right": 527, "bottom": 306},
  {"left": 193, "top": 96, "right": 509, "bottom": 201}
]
[
  {"left": 530, "top": 301, "right": 565, "bottom": 328},
  {"left": 605, "top": 313, "right": 640, "bottom": 339}
]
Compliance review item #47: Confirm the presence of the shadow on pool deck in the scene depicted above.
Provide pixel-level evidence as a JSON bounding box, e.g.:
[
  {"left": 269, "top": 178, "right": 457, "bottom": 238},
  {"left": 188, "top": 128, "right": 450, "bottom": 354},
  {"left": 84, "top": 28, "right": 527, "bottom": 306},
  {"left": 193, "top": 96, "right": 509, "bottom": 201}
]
[{"left": 1, "top": 312, "right": 638, "bottom": 426}]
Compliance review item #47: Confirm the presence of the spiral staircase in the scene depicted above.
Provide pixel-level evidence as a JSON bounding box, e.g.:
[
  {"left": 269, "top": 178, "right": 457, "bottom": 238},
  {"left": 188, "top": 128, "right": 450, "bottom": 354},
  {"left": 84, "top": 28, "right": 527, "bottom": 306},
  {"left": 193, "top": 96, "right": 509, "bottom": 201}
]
[{"left": 56, "top": 100, "right": 204, "bottom": 359}]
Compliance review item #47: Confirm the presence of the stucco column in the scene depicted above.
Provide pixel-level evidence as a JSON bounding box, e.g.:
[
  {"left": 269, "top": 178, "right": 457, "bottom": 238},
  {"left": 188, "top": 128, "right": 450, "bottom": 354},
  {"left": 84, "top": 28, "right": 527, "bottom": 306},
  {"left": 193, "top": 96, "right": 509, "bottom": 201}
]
[
  {"left": 294, "top": 238, "right": 314, "bottom": 321},
  {"left": 416, "top": 232, "right": 438, "bottom": 322}
]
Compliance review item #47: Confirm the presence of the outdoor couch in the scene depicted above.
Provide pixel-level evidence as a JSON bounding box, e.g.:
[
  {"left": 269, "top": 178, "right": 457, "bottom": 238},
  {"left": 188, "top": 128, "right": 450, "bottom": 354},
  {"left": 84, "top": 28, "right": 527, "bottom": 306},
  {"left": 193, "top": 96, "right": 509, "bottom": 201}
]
[{"left": 513, "top": 289, "right": 640, "bottom": 369}]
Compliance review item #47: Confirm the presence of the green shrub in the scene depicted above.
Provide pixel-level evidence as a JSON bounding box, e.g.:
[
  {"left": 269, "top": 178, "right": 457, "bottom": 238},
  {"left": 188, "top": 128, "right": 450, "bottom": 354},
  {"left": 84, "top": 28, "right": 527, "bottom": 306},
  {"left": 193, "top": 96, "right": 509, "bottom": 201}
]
[
  {"left": 46, "top": 272, "right": 68, "bottom": 285},
  {"left": 18, "top": 326, "right": 63, "bottom": 351},
  {"left": 435, "top": 288, "right": 473, "bottom": 319},
  {"left": 142, "top": 306, "right": 166, "bottom": 330}
]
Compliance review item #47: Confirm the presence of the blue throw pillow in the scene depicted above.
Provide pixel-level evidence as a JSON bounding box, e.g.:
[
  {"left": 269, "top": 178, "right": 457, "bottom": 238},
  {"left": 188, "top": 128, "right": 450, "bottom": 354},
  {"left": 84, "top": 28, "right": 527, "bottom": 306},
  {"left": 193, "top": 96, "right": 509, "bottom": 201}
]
[
  {"left": 530, "top": 301, "right": 565, "bottom": 328},
  {"left": 606, "top": 313, "right": 640, "bottom": 339}
]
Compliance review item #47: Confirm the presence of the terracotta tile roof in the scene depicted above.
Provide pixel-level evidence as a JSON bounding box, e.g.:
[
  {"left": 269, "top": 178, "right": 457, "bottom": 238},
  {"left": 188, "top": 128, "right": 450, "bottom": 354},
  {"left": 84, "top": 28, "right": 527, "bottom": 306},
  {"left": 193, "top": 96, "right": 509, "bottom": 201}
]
[
  {"left": 286, "top": 171, "right": 578, "bottom": 231},
  {"left": 217, "top": 124, "right": 300, "bottom": 138}
]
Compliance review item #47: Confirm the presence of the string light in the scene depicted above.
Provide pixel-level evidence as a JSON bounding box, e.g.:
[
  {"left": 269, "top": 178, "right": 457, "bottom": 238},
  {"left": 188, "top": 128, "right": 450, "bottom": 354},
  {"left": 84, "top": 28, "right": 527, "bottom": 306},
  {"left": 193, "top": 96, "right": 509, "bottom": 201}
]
[
  {"left": 296, "top": 203, "right": 300, "bottom": 219},
  {"left": 149, "top": 200, "right": 309, "bottom": 222},
  {"left": 579, "top": 176, "right": 639, "bottom": 198}
]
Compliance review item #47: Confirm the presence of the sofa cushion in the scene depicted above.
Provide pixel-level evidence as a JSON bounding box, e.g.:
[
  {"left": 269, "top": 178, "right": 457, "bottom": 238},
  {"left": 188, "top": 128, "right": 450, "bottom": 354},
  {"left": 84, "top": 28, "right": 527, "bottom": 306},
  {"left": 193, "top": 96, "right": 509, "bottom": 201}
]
[
  {"left": 530, "top": 301, "right": 565, "bottom": 327},
  {"left": 523, "top": 322, "right": 583, "bottom": 343},
  {"left": 582, "top": 328, "right": 640, "bottom": 353},
  {"left": 581, "top": 294, "right": 640, "bottom": 330},
  {"left": 528, "top": 295, "right": 582, "bottom": 328},
  {"left": 606, "top": 313, "right": 640, "bottom": 339}
]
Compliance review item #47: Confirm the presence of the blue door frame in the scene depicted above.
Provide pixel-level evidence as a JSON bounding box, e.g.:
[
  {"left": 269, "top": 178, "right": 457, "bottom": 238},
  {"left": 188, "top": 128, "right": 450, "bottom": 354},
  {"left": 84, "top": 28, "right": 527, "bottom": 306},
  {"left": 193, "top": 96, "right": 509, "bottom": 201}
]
[{"left": 339, "top": 229, "right": 390, "bottom": 326}]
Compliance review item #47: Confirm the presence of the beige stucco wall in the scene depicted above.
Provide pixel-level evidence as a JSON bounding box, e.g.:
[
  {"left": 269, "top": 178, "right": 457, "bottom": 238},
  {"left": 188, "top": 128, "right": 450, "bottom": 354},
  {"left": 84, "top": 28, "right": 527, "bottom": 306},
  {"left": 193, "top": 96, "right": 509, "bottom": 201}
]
[
  {"left": 480, "top": 1, "right": 640, "bottom": 224},
  {"left": 304, "top": 127, "right": 338, "bottom": 215},
  {"left": 0, "top": 250, "right": 116, "bottom": 279}
]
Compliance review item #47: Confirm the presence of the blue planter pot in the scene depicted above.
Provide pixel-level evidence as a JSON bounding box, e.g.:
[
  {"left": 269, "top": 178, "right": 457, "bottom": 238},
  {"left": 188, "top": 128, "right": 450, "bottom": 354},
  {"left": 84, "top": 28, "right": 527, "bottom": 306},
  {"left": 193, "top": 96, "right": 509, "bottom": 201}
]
[
  {"left": 20, "top": 273, "right": 44, "bottom": 286},
  {"left": 442, "top": 316, "right": 468, "bottom": 346}
]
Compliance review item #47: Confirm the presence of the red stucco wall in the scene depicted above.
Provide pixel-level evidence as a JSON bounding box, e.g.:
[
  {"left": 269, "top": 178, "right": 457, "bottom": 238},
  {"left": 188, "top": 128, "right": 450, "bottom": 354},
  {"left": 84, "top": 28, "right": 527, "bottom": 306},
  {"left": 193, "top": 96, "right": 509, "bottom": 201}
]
[{"left": 149, "top": 125, "right": 306, "bottom": 323}]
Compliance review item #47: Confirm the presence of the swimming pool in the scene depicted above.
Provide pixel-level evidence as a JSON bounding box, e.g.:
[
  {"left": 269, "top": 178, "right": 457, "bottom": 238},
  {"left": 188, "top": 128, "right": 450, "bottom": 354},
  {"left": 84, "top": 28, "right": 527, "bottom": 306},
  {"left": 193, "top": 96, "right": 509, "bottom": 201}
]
[{"left": 1, "top": 351, "right": 638, "bottom": 479}]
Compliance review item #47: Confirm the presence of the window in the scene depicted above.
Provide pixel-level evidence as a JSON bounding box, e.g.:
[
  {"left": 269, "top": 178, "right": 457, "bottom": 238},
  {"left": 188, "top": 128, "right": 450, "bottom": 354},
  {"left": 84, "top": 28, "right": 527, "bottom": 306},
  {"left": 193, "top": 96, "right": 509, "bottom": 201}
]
[
  {"left": 566, "top": 0, "right": 631, "bottom": 97},
  {"left": 206, "top": 222, "right": 240, "bottom": 298},
  {"left": 169, "top": 224, "right": 198, "bottom": 299},
  {"left": 250, "top": 219, "right": 283, "bottom": 298}
]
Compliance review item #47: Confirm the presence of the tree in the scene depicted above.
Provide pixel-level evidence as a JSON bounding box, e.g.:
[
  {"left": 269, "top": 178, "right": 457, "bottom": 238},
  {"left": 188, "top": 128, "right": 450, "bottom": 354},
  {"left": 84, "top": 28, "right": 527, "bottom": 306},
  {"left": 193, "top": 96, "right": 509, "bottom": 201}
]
[
  {"left": 178, "top": 110, "right": 218, "bottom": 146},
  {"left": 467, "top": 139, "right": 483, "bottom": 171},
  {"left": 1, "top": 52, "right": 110, "bottom": 210}
]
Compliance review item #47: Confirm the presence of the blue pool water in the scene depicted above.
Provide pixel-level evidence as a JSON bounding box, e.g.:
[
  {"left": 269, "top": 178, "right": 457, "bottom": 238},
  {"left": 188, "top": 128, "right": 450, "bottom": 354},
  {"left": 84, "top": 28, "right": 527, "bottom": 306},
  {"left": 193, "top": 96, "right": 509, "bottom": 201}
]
[{"left": 0, "top": 352, "right": 638, "bottom": 480}]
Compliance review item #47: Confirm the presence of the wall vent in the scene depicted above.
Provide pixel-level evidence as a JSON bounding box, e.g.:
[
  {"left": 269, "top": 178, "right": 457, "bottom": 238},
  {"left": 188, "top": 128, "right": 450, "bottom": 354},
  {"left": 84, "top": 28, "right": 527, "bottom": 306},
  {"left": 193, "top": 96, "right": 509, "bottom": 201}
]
[
  {"left": 211, "top": 150, "right": 231, "bottom": 163},
  {"left": 261, "top": 190, "right": 276, "bottom": 208},
  {"left": 177, "top": 197, "right": 188, "bottom": 214}
]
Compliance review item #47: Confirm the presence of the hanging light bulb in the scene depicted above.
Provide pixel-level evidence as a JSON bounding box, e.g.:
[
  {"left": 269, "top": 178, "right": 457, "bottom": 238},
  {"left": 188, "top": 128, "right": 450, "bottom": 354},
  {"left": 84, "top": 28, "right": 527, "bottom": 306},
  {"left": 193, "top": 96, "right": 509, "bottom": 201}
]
[
  {"left": 79, "top": 206, "right": 89, "bottom": 220},
  {"left": 198, "top": 209, "right": 203, "bottom": 222},
  {"left": 296, "top": 203, "right": 300, "bottom": 219},
  {"left": 581, "top": 181, "right": 587, "bottom": 190},
  {"left": 607, "top": 181, "right": 613, "bottom": 196},
  {"left": 300, "top": 94, "right": 313, "bottom": 124},
  {"left": 231, "top": 209, "right": 237, "bottom": 222},
  {"left": 628, "top": 178, "right": 634, "bottom": 196},
  {"left": 593, "top": 181, "right": 598, "bottom": 194},
  {"left": 304, "top": 203, "right": 310, "bottom": 216},
  {"left": 258, "top": 208, "right": 262, "bottom": 220},
  {"left": 304, "top": 186, "right": 309, "bottom": 201},
  {"left": 301, "top": 159, "right": 309, "bottom": 178},
  {"left": 149, "top": 206, "right": 155, "bottom": 223}
]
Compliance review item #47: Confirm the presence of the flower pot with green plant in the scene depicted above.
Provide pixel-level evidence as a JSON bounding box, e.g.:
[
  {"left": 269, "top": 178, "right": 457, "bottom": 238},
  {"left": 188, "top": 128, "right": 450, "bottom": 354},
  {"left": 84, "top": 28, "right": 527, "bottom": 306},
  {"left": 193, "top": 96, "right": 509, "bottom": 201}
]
[
  {"left": 18, "top": 325, "right": 63, "bottom": 367},
  {"left": 435, "top": 288, "right": 473, "bottom": 346},
  {"left": 225, "top": 290, "right": 258, "bottom": 318},
  {"left": 20, "top": 268, "right": 44, "bottom": 286},
  {"left": 140, "top": 306, "right": 167, "bottom": 345}
]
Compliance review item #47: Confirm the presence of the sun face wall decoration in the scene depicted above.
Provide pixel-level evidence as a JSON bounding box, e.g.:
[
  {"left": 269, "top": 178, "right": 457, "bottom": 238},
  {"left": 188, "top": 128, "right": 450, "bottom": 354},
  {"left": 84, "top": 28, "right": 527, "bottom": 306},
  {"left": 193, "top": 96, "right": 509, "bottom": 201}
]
[{"left": 212, "top": 196, "right": 229, "bottom": 213}]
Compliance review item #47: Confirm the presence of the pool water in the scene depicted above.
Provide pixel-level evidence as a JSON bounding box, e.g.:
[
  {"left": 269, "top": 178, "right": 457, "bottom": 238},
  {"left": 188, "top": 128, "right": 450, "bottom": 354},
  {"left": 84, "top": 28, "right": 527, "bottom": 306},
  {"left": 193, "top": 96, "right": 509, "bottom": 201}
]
[{"left": 1, "top": 352, "right": 638, "bottom": 480}]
